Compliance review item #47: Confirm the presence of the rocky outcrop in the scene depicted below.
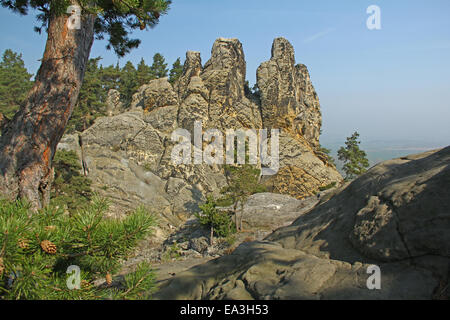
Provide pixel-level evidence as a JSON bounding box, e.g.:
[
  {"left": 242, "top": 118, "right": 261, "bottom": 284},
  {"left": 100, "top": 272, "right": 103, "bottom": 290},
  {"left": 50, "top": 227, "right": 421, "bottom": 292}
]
[
  {"left": 106, "top": 89, "right": 123, "bottom": 116},
  {"left": 58, "top": 37, "right": 342, "bottom": 224},
  {"left": 257, "top": 38, "right": 321, "bottom": 148},
  {"left": 154, "top": 147, "right": 450, "bottom": 299}
]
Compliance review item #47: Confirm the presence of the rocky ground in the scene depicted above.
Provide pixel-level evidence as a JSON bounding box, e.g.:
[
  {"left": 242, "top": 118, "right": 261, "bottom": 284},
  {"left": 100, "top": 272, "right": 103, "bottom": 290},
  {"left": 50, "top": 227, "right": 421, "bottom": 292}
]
[
  {"left": 116, "top": 191, "right": 336, "bottom": 285},
  {"left": 151, "top": 147, "right": 450, "bottom": 300}
]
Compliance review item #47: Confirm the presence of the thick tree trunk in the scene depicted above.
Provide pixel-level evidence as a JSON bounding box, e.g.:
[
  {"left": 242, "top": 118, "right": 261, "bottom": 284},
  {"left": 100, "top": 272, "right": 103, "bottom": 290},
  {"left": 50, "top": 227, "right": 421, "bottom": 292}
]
[{"left": 0, "top": 5, "right": 95, "bottom": 210}]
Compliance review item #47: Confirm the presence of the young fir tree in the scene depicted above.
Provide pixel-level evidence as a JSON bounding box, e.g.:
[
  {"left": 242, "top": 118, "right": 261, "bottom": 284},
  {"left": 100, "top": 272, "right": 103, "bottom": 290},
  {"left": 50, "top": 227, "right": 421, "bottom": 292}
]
[
  {"left": 136, "top": 58, "right": 154, "bottom": 86},
  {"left": 119, "top": 61, "right": 138, "bottom": 108},
  {"left": 221, "top": 164, "right": 266, "bottom": 232},
  {"left": 101, "top": 63, "right": 121, "bottom": 92},
  {"left": 67, "top": 57, "right": 107, "bottom": 133},
  {"left": 195, "top": 197, "right": 235, "bottom": 246},
  {"left": 0, "top": 49, "right": 33, "bottom": 119},
  {"left": 168, "top": 57, "right": 183, "bottom": 85},
  {"left": 150, "top": 53, "right": 168, "bottom": 79},
  {"left": 337, "top": 131, "right": 370, "bottom": 180}
]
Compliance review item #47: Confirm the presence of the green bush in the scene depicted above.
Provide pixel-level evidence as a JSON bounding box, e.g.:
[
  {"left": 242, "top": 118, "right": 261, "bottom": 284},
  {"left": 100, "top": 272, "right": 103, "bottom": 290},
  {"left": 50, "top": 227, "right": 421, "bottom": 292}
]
[
  {"left": 319, "top": 181, "right": 337, "bottom": 191},
  {"left": 221, "top": 164, "right": 266, "bottom": 231},
  {"left": 0, "top": 197, "right": 157, "bottom": 300},
  {"left": 195, "top": 197, "right": 236, "bottom": 240}
]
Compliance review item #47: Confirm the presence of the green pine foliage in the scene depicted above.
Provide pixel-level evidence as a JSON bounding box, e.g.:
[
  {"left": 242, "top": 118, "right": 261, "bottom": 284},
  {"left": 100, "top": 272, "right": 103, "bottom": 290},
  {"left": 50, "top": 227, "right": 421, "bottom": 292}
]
[
  {"left": 0, "top": 197, "right": 158, "bottom": 300},
  {"left": 100, "top": 63, "right": 121, "bottom": 92},
  {"left": 51, "top": 150, "right": 92, "bottom": 215},
  {"left": 195, "top": 197, "right": 236, "bottom": 240},
  {"left": 168, "top": 57, "right": 183, "bottom": 85},
  {"left": 119, "top": 61, "right": 138, "bottom": 108},
  {"left": 150, "top": 53, "right": 168, "bottom": 79},
  {"left": 0, "top": 49, "right": 33, "bottom": 119},
  {"left": 220, "top": 164, "right": 266, "bottom": 231},
  {"left": 67, "top": 57, "right": 107, "bottom": 133},
  {"left": 337, "top": 131, "right": 370, "bottom": 180},
  {"left": 318, "top": 145, "right": 336, "bottom": 167},
  {"left": 1, "top": 1, "right": 172, "bottom": 57},
  {"left": 136, "top": 58, "right": 154, "bottom": 86}
]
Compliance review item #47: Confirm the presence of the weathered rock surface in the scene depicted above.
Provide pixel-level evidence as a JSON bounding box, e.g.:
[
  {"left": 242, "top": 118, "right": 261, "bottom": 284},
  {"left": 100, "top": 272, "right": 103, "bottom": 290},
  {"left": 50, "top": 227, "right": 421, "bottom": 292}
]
[
  {"left": 106, "top": 89, "right": 123, "bottom": 116},
  {"left": 154, "top": 147, "right": 450, "bottom": 300},
  {"left": 58, "top": 37, "right": 341, "bottom": 225}
]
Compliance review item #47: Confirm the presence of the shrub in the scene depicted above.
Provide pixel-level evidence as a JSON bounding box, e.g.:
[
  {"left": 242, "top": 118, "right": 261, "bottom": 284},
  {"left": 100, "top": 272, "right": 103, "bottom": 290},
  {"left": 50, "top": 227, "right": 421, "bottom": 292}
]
[
  {"left": 319, "top": 181, "right": 337, "bottom": 191},
  {"left": 338, "top": 132, "right": 370, "bottom": 180},
  {"left": 221, "top": 164, "right": 267, "bottom": 231},
  {"left": 0, "top": 197, "right": 157, "bottom": 300},
  {"left": 195, "top": 197, "right": 236, "bottom": 245}
]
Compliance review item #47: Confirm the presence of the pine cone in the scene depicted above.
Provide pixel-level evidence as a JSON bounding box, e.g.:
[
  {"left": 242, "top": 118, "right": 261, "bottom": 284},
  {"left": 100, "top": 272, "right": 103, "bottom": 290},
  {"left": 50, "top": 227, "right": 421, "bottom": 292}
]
[
  {"left": 105, "top": 273, "right": 113, "bottom": 286},
  {"left": 81, "top": 280, "right": 91, "bottom": 288},
  {"left": 18, "top": 238, "right": 29, "bottom": 249},
  {"left": 40, "top": 240, "right": 57, "bottom": 254},
  {"left": 44, "top": 225, "right": 56, "bottom": 231},
  {"left": 0, "top": 257, "right": 4, "bottom": 276}
]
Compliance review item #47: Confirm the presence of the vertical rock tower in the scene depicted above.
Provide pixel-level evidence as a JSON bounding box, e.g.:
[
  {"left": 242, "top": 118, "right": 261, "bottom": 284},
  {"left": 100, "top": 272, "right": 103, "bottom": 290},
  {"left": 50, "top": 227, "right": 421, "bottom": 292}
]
[{"left": 257, "top": 37, "right": 321, "bottom": 149}]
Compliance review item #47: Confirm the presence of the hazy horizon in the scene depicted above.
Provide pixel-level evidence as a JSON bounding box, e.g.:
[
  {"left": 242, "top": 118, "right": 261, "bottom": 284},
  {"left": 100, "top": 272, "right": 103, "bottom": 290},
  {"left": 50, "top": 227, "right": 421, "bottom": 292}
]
[{"left": 1, "top": 0, "right": 449, "bottom": 146}]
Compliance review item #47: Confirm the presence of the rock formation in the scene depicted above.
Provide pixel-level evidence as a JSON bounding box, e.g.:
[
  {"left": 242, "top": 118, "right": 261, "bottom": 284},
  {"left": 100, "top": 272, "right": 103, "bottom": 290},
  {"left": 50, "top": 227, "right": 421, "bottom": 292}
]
[
  {"left": 58, "top": 37, "right": 342, "bottom": 224},
  {"left": 154, "top": 147, "right": 450, "bottom": 300},
  {"left": 105, "top": 89, "right": 123, "bottom": 116}
]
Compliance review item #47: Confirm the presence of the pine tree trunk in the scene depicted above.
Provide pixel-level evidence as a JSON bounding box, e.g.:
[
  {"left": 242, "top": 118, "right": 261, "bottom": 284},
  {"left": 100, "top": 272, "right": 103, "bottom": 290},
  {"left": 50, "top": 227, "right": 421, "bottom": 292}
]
[{"left": 0, "top": 4, "right": 95, "bottom": 210}]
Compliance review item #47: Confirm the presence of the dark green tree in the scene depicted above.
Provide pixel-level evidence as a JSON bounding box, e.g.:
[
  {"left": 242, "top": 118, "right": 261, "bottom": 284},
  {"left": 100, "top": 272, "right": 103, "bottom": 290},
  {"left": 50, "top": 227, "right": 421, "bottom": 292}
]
[
  {"left": 100, "top": 62, "right": 121, "bottom": 92},
  {"left": 0, "top": 49, "right": 33, "bottom": 119},
  {"left": 337, "top": 131, "right": 370, "bottom": 180},
  {"left": 67, "top": 57, "right": 107, "bottom": 133},
  {"left": 119, "top": 61, "right": 138, "bottom": 108},
  {"left": 168, "top": 57, "right": 183, "bottom": 85},
  {"left": 150, "top": 53, "right": 168, "bottom": 79},
  {"left": 0, "top": 0, "right": 171, "bottom": 210},
  {"left": 221, "top": 164, "right": 266, "bottom": 232},
  {"left": 195, "top": 196, "right": 235, "bottom": 246},
  {"left": 136, "top": 58, "right": 154, "bottom": 86}
]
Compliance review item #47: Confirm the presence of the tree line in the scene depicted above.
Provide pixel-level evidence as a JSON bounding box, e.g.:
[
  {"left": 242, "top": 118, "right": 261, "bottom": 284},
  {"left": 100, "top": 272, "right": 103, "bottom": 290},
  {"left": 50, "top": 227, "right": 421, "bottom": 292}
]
[{"left": 0, "top": 49, "right": 183, "bottom": 133}]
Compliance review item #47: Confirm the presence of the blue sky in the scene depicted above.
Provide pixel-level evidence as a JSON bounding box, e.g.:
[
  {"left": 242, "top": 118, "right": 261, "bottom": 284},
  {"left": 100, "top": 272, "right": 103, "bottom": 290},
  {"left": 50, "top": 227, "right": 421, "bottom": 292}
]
[{"left": 1, "top": 0, "right": 449, "bottom": 146}]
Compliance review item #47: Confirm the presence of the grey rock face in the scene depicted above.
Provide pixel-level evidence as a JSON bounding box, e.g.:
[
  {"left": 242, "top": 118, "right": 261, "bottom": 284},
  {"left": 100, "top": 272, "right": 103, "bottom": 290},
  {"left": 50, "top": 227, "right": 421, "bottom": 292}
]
[
  {"left": 58, "top": 37, "right": 342, "bottom": 225},
  {"left": 106, "top": 89, "right": 123, "bottom": 116},
  {"left": 257, "top": 37, "right": 322, "bottom": 149},
  {"left": 154, "top": 147, "right": 450, "bottom": 300}
]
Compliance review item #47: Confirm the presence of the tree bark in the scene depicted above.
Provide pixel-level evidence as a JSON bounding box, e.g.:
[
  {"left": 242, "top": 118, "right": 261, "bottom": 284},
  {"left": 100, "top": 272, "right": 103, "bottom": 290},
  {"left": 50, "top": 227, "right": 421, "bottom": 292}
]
[{"left": 0, "top": 4, "right": 95, "bottom": 210}]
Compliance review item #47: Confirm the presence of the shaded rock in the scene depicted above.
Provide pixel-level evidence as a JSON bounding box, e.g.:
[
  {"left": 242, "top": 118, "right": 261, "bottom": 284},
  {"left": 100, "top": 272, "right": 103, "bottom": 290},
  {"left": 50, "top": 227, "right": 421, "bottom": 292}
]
[{"left": 189, "top": 237, "right": 210, "bottom": 254}]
